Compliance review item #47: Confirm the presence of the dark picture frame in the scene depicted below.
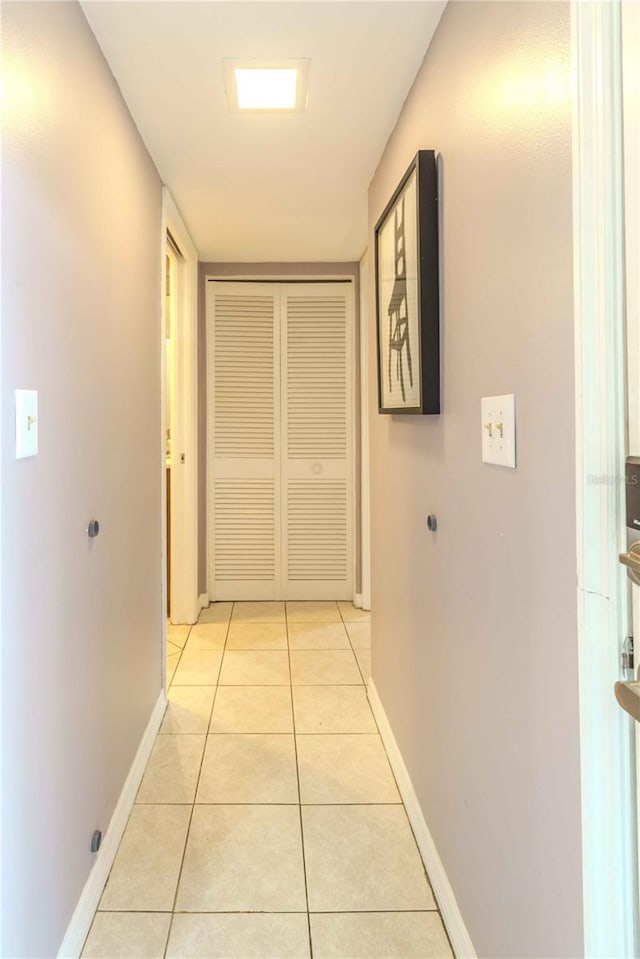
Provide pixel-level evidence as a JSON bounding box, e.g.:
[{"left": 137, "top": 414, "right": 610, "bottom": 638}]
[{"left": 374, "top": 150, "right": 440, "bottom": 414}]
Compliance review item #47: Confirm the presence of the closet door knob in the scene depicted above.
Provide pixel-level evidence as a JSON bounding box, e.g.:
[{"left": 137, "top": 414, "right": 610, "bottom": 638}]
[
  {"left": 312, "top": 462, "right": 322, "bottom": 475},
  {"left": 87, "top": 520, "right": 100, "bottom": 538}
]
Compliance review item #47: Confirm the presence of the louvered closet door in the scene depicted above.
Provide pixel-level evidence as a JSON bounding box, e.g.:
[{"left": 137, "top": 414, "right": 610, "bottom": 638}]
[
  {"left": 207, "top": 283, "right": 280, "bottom": 600},
  {"left": 281, "top": 284, "right": 353, "bottom": 600}
]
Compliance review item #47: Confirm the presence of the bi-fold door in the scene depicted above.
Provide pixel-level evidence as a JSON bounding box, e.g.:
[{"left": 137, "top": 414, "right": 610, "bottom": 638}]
[{"left": 206, "top": 280, "right": 353, "bottom": 601}]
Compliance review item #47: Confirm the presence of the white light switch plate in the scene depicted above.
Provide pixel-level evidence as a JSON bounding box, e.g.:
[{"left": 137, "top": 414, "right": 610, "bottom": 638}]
[
  {"left": 481, "top": 394, "right": 516, "bottom": 468},
  {"left": 16, "top": 389, "right": 38, "bottom": 459}
]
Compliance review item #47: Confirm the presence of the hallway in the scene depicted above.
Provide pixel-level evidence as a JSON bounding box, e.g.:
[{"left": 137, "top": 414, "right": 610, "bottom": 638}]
[
  {"left": 82, "top": 602, "right": 452, "bottom": 958},
  {"left": 7, "top": 1, "right": 631, "bottom": 955}
]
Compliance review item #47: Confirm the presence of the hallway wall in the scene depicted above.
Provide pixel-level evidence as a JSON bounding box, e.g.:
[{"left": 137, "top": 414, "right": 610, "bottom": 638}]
[
  {"left": 367, "top": 3, "right": 582, "bottom": 957},
  {"left": 1, "top": 3, "right": 163, "bottom": 956}
]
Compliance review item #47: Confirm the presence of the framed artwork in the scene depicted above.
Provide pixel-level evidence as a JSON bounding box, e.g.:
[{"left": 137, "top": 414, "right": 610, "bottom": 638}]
[{"left": 374, "top": 150, "right": 440, "bottom": 414}]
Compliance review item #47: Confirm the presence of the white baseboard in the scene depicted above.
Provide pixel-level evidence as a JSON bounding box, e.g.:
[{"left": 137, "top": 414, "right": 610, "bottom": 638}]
[
  {"left": 353, "top": 592, "right": 363, "bottom": 609},
  {"left": 198, "top": 592, "right": 209, "bottom": 609},
  {"left": 57, "top": 691, "right": 167, "bottom": 959},
  {"left": 368, "top": 680, "right": 476, "bottom": 959}
]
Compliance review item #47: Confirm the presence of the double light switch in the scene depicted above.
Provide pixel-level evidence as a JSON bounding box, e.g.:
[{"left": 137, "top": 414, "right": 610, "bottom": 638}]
[{"left": 481, "top": 394, "right": 516, "bottom": 468}]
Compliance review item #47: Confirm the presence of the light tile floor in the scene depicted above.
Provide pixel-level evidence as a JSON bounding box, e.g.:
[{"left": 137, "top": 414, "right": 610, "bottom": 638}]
[{"left": 83, "top": 602, "right": 453, "bottom": 959}]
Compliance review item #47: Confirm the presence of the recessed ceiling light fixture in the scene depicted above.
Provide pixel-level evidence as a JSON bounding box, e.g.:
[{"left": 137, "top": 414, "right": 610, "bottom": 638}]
[{"left": 223, "top": 59, "right": 310, "bottom": 112}]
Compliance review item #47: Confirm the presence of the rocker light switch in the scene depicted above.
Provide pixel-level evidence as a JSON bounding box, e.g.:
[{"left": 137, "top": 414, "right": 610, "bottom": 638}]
[
  {"left": 16, "top": 389, "right": 38, "bottom": 459},
  {"left": 481, "top": 394, "right": 516, "bottom": 468}
]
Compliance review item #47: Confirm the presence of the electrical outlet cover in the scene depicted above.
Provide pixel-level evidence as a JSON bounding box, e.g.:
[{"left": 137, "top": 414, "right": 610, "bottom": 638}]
[{"left": 481, "top": 394, "right": 516, "bottom": 468}]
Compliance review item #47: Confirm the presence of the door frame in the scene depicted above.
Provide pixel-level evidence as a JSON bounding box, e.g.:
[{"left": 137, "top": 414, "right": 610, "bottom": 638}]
[
  {"left": 622, "top": 0, "right": 640, "bottom": 933},
  {"left": 161, "top": 189, "right": 200, "bottom": 630},
  {"left": 572, "top": 1, "right": 639, "bottom": 954},
  {"left": 359, "top": 254, "right": 372, "bottom": 611},
  {"left": 204, "top": 274, "right": 359, "bottom": 603}
]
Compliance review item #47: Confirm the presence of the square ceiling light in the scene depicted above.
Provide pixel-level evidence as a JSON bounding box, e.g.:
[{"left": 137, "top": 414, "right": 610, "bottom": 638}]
[{"left": 223, "top": 59, "right": 310, "bottom": 112}]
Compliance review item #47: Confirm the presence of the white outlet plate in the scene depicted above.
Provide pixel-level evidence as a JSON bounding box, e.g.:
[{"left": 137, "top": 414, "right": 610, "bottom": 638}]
[
  {"left": 481, "top": 394, "right": 516, "bottom": 468},
  {"left": 16, "top": 389, "right": 38, "bottom": 459}
]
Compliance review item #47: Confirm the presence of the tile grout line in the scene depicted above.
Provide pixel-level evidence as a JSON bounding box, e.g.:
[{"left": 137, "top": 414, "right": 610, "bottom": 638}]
[
  {"left": 88, "top": 619, "right": 195, "bottom": 956},
  {"left": 337, "top": 605, "right": 455, "bottom": 941},
  {"left": 96, "top": 907, "right": 442, "bottom": 915},
  {"left": 169, "top": 683, "right": 366, "bottom": 688},
  {"left": 352, "top": 614, "right": 451, "bottom": 937},
  {"left": 286, "top": 602, "right": 314, "bottom": 959},
  {"left": 119, "top": 801, "right": 404, "bottom": 807},
  {"left": 92, "top": 621, "right": 194, "bottom": 921},
  {"left": 338, "top": 605, "right": 446, "bottom": 924},
  {"left": 162, "top": 603, "right": 233, "bottom": 959},
  {"left": 166, "top": 622, "right": 190, "bottom": 687},
  {"left": 339, "top": 604, "right": 370, "bottom": 686},
  {"left": 157, "top": 736, "right": 379, "bottom": 744}
]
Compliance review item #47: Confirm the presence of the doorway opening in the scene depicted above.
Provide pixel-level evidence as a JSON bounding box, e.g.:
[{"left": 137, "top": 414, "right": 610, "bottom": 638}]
[
  {"left": 165, "top": 240, "right": 179, "bottom": 616},
  {"left": 161, "top": 189, "right": 200, "bottom": 644}
]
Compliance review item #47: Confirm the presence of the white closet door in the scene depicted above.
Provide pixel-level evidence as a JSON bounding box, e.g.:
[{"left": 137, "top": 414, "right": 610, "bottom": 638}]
[
  {"left": 207, "top": 282, "right": 281, "bottom": 600},
  {"left": 281, "top": 283, "right": 353, "bottom": 600}
]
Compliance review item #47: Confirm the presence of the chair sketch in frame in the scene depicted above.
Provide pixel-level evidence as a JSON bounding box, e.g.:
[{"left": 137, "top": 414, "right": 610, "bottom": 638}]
[
  {"left": 387, "top": 195, "right": 413, "bottom": 403},
  {"left": 374, "top": 149, "right": 440, "bottom": 415}
]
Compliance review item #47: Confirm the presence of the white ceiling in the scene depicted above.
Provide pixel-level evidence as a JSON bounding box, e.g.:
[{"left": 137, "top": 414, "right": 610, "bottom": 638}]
[{"left": 82, "top": 1, "right": 445, "bottom": 262}]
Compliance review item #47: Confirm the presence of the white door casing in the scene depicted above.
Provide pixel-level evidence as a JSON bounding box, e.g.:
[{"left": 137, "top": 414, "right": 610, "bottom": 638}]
[
  {"left": 161, "top": 189, "right": 200, "bottom": 632},
  {"left": 207, "top": 280, "right": 354, "bottom": 601},
  {"left": 622, "top": 0, "right": 640, "bottom": 919},
  {"left": 572, "top": 1, "right": 639, "bottom": 955}
]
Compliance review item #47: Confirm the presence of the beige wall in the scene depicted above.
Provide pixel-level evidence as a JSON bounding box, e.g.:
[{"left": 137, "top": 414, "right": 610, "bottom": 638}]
[
  {"left": 198, "top": 262, "right": 361, "bottom": 598},
  {"left": 1, "top": 3, "right": 163, "bottom": 955},
  {"left": 368, "top": 3, "right": 582, "bottom": 956}
]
